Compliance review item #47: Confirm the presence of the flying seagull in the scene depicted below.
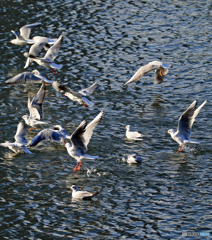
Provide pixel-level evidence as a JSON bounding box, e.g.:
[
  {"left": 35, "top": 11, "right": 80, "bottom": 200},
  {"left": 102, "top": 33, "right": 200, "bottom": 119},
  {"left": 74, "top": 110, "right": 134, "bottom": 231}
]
[
  {"left": 167, "top": 100, "right": 207, "bottom": 153},
  {"left": 65, "top": 111, "right": 104, "bottom": 171},
  {"left": 124, "top": 61, "right": 173, "bottom": 85}
]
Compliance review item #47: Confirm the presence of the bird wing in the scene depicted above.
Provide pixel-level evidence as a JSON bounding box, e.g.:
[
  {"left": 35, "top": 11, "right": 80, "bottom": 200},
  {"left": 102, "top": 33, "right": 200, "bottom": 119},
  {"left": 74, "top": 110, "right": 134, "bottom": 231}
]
[
  {"left": 31, "top": 70, "right": 53, "bottom": 83},
  {"left": 14, "top": 122, "right": 28, "bottom": 145},
  {"left": 5, "top": 72, "right": 41, "bottom": 84},
  {"left": 78, "top": 82, "right": 98, "bottom": 96},
  {"left": 124, "top": 61, "right": 162, "bottom": 85},
  {"left": 43, "top": 35, "right": 63, "bottom": 62},
  {"left": 28, "top": 39, "right": 48, "bottom": 57},
  {"left": 177, "top": 100, "right": 198, "bottom": 139},
  {"left": 29, "top": 83, "right": 46, "bottom": 120},
  {"left": 81, "top": 97, "right": 94, "bottom": 107},
  {"left": 70, "top": 120, "right": 87, "bottom": 152},
  {"left": 83, "top": 110, "right": 104, "bottom": 148},
  {"left": 27, "top": 129, "right": 62, "bottom": 147},
  {"left": 11, "top": 30, "right": 20, "bottom": 39},
  {"left": 20, "top": 22, "right": 42, "bottom": 39}
]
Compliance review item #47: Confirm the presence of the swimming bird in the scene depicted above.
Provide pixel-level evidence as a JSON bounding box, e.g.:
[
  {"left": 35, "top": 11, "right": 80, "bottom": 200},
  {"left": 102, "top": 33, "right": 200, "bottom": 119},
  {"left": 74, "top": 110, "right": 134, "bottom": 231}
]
[
  {"left": 5, "top": 70, "right": 52, "bottom": 85},
  {"left": 0, "top": 122, "right": 32, "bottom": 154},
  {"left": 68, "top": 185, "right": 99, "bottom": 200},
  {"left": 9, "top": 22, "right": 42, "bottom": 46},
  {"left": 124, "top": 61, "right": 173, "bottom": 85},
  {"left": 127, "top": 154, "right": 142, "bottom": 164},
  {"left": 167, "top": 100, "right": 207, "bottom": 153},
  {"left": 22, "top": 83, "right": 48, "bottom": 130},
  {"left": 64, "top": 110, "right": 104, "bottom": 171},
  {"left": 27, "top": 125, "right": 71, "bottom": 147},
  {"left": 52, "top": 81, "right": 98, "bottom": 107},
  {"left": 26, "top": 35, "right": 63, "bottom": 74},
  {"left": 125, "top": 125, "right": 144, "bottom": 140}
]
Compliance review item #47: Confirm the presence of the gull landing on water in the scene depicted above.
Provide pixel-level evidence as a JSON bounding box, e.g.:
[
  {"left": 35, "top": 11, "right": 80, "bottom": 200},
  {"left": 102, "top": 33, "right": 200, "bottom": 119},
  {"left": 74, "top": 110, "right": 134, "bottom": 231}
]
[
  {"left": 0, "top": 122, "right": 32, "bottom": 154},
  {"left": 68, "top": 185, "right": 99, "bottom": 200},
  {"left": 124, "top": 61, "right": 173, "bottom": 85},
  {"left": 167, "top": 100, "right": 207, "bottom": 153},
  {"left": 64, "top": 111, "right": 104, "bottom": 171}
]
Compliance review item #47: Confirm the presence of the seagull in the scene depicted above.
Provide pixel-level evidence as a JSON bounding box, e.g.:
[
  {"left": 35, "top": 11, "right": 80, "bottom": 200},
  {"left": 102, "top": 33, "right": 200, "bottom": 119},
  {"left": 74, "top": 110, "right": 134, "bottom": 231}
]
[
  {"left": 5, "top": 70, "right": 52, "bottom": 85},
  {"left": 125, "top": 125, "right": 144, "bottom": 140},
  {"left": 167, "top": 100, "right": 207, "bottom": 153},
  {"left": 52, "top": 81, "right": 98, "bottom": 107},
  {"left": 67, "top": 185, "right": 99, "bottom": 200},
  {"left": 0, "top": 122, "right": 32, "bottom": 154},
  {"left": 23, "top": 38, "right": 48, "bottom": 69},
  {"left": 127, "top": 154, "right": 142, "bottom": 164},
  {"left": 9, "top": 22, "right": 42, "bottom": 46},
  {"left": 26, "top": 35, "right": 63, "bottom": 74},
  {"left": 27, "top": 125, "right": 71, "bottom": 147},
  {"left": 124, "top": 61, "right": 173, "bottom": 85},
  {"left": 22, "top": 83, "right": 48, "bottom": 130},
  {"left": 65, "top": 110, "right": 104, "bottom": 171}
]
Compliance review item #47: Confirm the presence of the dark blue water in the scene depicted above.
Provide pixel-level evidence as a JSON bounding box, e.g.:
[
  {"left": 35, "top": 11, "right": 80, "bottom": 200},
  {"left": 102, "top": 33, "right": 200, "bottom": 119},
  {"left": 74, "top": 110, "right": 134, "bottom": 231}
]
[{"left": 0, "top": 0, "right": 212, "bottom": 239}]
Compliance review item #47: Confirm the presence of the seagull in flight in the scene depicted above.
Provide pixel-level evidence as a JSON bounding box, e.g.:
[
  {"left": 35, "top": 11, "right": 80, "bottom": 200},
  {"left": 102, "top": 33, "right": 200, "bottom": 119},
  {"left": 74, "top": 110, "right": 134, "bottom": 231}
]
[
  {"left": 22, "top": 83, "right": 48, "bottom": 130},
  {"left": 167, "top": 100, "right": 207, "bottom": 153},
  {"left": 65, "top": 111, "right": 104, "bottom": 171},
  {"left": 67, "top": 185, "right": 99, "bottom": 200},
  {"left": 124, "top": 61, "right": 173, "bottom": 85},
  {"left": 0, "top": 122, "right": 32, "bottom": 154},
  {"left": 27, "top": 125, "right": 71, "bottom": 147},
  {"left": 52, "top": 81, "right": 98, "bottom": 107},
  {"left": 5, "top": 70, "right": 52, "bottom": 85}
]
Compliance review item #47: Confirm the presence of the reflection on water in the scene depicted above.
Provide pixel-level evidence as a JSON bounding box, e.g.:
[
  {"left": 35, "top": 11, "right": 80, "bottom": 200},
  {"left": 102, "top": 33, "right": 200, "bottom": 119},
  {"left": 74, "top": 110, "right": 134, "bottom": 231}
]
[{"left": 0, "top": 0, "right": 212, "bottom": 239}]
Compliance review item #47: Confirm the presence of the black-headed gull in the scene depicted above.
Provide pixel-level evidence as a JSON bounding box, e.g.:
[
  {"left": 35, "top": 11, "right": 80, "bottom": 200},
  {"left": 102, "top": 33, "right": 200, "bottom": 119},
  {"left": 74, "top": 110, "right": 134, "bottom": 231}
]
[
  {"left": 68, "top": 185, "right": 99, "bottom": 200},
  {"left": 167, "top": 100, "right": 207, "bottom": 153},
  {"left": 27, "top": 35, "right": 63, "bottom": 74},
  {"left": 124, "top": 61, "right": 173, "bottom": 85},
  {"left": 65, "top": 110, "right": 104, "bottom": 171},
  {"left": 52, "top": 81, "right": 98, "bottom": 107},
  {"left": 5, "top": 70, "right": 52, "bottom": 85},
  {"left": 22, "top": 83, "right": 48, "bottom": 130},
  {"left": 0, "top": 122, "right": 32, "bottom": 154},
  {"left": 125, "top": 125, "right": 144, "bottom": 140},
  {"left": 27, "top": 125, "right": 71, "bottom": 147},
  {"left": 127, "top": 154, "right": 142, "bottom": 164},
  {"left": 9, "top": 23, "right": 42, "bottom": 46}
]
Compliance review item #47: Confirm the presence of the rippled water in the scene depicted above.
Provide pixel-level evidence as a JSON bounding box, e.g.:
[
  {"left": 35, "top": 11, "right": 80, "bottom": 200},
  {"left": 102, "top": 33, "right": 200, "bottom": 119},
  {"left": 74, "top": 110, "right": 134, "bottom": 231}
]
[{"left": 1, "top": 0, "right": 212, "bottom": 239}]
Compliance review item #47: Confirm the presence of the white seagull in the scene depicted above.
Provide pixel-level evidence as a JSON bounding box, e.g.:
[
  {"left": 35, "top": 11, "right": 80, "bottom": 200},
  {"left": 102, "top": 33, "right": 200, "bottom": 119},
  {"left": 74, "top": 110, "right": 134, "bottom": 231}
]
[
  {"left": 27, "top": 125, "right": 71, "bottom": 147},
  {"left": 52, "top": 81, "right": 98, "bottom": 107},
  {"left": 26, "top": 35, "right": 63, "bottom": 74},
  {"left": 127, "top": 154, "right": 142, "bottom": 164},
  {"left": 68, "top": 185, "right": 99, "bottom": 200},
  {"left": 65, "top": 110, "right": 104, "bottom": 171},
  {"left": 125, "top": 125, "right": 144, "bottom": 140},
  {"left": 9, "top": 22, "right": 42, "bottom": 46},
  {"left": 22, "top": 83, "right": 48, "bottom": 130},
  {"left": 167, "top": 100, "right": 207, "bottom": 153},
  {"left": 0, "top": 122, "right": 32, "bottom": 154},
  {"left": 5, "top": 70, "right": 52, "bottom": 85},
  {"left": 124, "top": 61, "right": 173, "bottom": 85}
]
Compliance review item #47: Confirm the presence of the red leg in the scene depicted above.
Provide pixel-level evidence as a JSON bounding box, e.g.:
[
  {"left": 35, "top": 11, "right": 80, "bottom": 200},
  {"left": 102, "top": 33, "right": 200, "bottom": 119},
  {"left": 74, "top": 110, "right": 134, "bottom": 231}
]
[
  {"left": 74, "top": 163, "right": 79, "bottom": 171},
  {"left": 77, "top": 161, "right": 82, "bottom": 170},
  {"left": 51, "top": 68, "right": 56, "bottom": 74},
  {"left": 176, "top": 146, "right": 184, "bottom": 153}
]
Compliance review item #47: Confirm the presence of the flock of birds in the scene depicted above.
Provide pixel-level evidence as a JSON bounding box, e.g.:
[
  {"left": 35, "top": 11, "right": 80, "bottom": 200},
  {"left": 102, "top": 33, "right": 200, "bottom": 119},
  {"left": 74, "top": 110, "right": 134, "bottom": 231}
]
[{"left": 1, "top": 23, "right": 207, "bottom": 199}]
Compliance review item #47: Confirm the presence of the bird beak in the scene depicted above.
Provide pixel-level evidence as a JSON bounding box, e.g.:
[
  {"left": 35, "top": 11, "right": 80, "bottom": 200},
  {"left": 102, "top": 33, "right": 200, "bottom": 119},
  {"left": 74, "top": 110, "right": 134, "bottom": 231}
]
[{"left": 21, "top": 116, "right": 23, "bottom": 118}]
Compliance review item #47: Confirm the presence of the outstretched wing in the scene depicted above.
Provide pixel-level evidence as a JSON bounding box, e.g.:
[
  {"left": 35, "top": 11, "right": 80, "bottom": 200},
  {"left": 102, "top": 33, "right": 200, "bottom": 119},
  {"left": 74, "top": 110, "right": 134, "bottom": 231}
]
[
  {"left": 5, "top": 72, "right": 41, "bottom": 84},
  {"left": 27, "top": 129, "right": 63, "bottom": 147},
  {"left": 78, "top": 82, "right": 98, "bottom": 96},
  {"left": 20, "top": 22, "right": 42, "bottom": 39},
  {"left": 44, "top": 35, "right": 63, "bottom": 62},
  {"left": 29, "top": 83, "right": 46, "bottom": 120},
  {"left": 14, "top": 122, "right": 28, "bottom": 145}
]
